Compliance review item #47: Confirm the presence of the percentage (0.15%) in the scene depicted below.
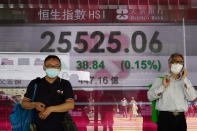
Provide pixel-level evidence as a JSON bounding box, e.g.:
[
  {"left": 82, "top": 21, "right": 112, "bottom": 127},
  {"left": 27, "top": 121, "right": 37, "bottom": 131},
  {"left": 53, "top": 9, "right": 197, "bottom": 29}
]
[{"left": 121, "top": 60, "right": 161, "bottom": 72}]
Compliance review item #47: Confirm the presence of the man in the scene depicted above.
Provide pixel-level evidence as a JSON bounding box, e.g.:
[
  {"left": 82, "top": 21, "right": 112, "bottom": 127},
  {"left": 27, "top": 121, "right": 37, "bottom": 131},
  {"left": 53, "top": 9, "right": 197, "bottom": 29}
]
[
  {"left": 147, "top": 53, "right": 197, "bottom": 131},
  {"left": 21, "top": 55, "right": 75, "bottom": 131},
  {"left": 121, "top": 97, "right": 128, "bottom": 118},
  {"left": 129, "top": 97, "right": 138, "bottom": 120}
]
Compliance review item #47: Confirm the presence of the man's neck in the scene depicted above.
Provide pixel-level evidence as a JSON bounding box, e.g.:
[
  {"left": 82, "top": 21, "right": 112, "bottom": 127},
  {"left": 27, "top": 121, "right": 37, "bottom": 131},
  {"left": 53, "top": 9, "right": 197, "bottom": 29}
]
[{"left": 45, "top": 76, "right": 58, "bottom": 84}]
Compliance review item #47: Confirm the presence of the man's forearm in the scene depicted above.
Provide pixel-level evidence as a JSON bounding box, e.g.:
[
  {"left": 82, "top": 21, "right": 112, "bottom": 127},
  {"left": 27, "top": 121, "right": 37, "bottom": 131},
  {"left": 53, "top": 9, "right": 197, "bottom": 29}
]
[
  {"left": 21, "top": 101, "right": 36, "bottom": 110},
  {"left": 50, "top": 101, "right": 74, "bottom": 113}
]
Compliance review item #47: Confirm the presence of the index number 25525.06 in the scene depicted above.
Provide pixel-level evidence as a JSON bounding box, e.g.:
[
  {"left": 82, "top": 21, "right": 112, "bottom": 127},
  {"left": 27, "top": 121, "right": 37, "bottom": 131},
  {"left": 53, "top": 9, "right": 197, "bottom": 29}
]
[{"left": 40, "top": 31, "right": 162, "bottom": 53}]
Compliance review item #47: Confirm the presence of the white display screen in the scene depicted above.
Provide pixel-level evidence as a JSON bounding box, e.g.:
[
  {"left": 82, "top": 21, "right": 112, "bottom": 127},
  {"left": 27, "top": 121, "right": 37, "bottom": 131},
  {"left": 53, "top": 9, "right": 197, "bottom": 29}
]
[{"left": 0, "top": 24, "right": 196, "bottom": 86}]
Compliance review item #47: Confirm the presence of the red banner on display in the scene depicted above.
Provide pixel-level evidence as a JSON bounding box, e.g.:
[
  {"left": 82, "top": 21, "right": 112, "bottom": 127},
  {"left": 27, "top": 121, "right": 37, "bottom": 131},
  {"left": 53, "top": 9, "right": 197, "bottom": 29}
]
[
  {"left": 0, "top": 0, "right": 197, "bottom": 23},
  {"left": 15, "top": 7, "right": 197, "bottom": 23}
]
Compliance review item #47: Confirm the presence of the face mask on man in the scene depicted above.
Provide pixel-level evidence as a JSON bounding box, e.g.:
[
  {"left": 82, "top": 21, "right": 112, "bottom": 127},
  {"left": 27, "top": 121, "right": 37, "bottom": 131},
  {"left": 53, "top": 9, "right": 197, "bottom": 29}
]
[
  {"left": 45, "top": 68, "right": 60, "bottom": 78},
  {"left": 171, "top": 64, "right": 183, "bottom": 74}
]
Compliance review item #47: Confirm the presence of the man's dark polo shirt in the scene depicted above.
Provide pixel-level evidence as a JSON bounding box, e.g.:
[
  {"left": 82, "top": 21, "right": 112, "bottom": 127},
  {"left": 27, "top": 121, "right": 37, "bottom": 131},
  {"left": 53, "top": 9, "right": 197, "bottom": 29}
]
[{"left": 24, "top": 77, "right": 74, "bottom": 131}]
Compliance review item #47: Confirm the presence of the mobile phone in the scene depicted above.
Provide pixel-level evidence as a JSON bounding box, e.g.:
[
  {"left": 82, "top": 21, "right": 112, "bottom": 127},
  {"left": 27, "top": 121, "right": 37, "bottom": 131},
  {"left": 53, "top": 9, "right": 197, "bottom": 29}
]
[
  {"left": 180, "top": 67, "right": 184, "bottom": 77},
  {"left": 180, "top": 70, "right": 184, "bottom": 76}
]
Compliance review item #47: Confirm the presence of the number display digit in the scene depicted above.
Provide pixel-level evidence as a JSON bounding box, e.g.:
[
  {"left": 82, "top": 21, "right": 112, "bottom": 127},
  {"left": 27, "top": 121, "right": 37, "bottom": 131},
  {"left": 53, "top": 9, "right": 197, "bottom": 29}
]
[
  {"left": 40, "top": 31, "right": 55, "bottom": 52},
  {"left": 57, "top": 32, "right": 71, "bottom": 53},
  {"left": 131, "top": 31, "right": 147, "bottom": 53},
  {"left": 149, "top": 31, "right": 162, "bottom": 53},
  {"left": 74, "top": 32, "right": 88, "bottom": 53},
  {"left": 90, "top": 31, "right": 105, "bottom": 53},
  {"left": 107, "top": 31, "right": 121, "bottom": 53}
]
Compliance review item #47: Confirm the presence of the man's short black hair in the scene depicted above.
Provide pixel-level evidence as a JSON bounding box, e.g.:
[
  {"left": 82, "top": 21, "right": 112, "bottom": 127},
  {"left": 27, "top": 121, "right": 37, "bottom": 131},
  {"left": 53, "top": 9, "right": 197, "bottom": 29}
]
[
  {"left": 44, "top": 55, "right": 61, "bottom": 64},
  {"left": 168, "top": 53, "right": 184, "bottom": 63}
]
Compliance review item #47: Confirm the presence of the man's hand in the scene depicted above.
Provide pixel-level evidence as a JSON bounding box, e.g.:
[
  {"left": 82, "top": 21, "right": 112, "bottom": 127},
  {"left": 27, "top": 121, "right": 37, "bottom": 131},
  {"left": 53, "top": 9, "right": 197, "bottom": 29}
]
[
  {"left": 163, "top": 76, "right": 170, "bottom": 88},
  {"left": 34, "top": 102, "right": 45, "bottom": 112},
  {"left": 39, "top": 106, "right": 54, "bottom": 120},
  {"left": 181, "top": 67, "right": 188, "bottom": 79}
]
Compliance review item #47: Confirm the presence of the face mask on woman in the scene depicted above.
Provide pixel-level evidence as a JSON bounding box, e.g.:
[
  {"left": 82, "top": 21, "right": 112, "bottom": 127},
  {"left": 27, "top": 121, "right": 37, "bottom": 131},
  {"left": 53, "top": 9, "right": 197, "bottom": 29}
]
[{"left": 171, "top": 64, "right": 183, "bottom": 74}]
